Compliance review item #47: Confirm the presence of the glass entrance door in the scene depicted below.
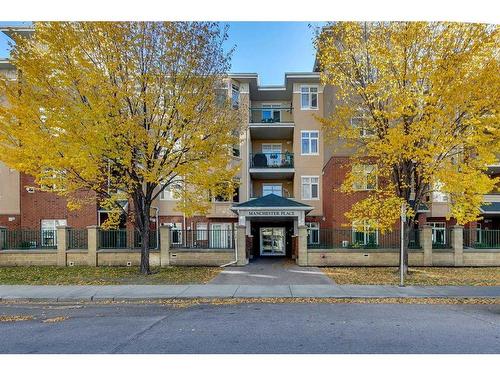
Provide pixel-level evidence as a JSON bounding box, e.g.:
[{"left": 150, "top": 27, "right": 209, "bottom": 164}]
[{"left": 260, "top": 227, "right": 286, "bottom": 256}]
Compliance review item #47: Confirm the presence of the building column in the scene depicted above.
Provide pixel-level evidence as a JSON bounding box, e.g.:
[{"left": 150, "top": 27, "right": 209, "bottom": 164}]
[
  {"left": 0, "top": 226, "right": 6, "bottom": 250},
  {"left": 421, "top": 225, "right": 433, "bottom": 266},
  {"left": 87, "top": 226, "right": 98, "bottom": 267},
  {"left": 159, "top": 225, "right": 170, "bottom": 267},
  {"left": 297, "top": 225, "right": 308, "bottom": 266},
  {"left": 451, "top": 225, "right": 464, "bottom": 266},
  {"left": 56, "top": 225, "right": 69, "bottom": 267},
  {"left": 236, "top": 225, "right": 248, "bottom": 266}
]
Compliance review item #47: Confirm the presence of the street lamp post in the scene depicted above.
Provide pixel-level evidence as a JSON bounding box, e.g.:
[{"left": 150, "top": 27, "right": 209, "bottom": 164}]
[{"left": 400, "top": 202, "right": 406, "bottom": 287}]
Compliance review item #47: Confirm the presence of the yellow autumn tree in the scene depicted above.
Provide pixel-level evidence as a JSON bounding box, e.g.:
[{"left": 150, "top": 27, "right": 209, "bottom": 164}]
[
  {"left": 316, "top": 22, "right": 500, "bottom": 273},
  {"left": 0, "top": 22, "right": 242, "bottom": 274}
]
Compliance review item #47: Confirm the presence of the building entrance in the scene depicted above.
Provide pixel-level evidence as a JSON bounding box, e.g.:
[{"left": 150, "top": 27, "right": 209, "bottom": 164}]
[{"left": 260, "top": 227, "right": 286, "bottom": 256}]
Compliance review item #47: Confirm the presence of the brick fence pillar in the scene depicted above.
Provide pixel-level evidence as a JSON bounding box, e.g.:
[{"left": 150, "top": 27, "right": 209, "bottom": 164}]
[
  {"left": 87, "top": 226, "right": 98, "bottom": 267},
  {"left": 297, "top": 225, "right": 308, "bottom": 266},
  {"left": 0, "top": 226, "right": 6, "bottom": 250},
  {"left": 451, "top": 225, "right": 464, "bottom": 266},
  {"left": 236, "top": 225, "right": 248, "bottom": 266},
  {"left": 421, "top": 225, "right": 433, "bottom": 266},
  {"left": 159, "top": 225, "right": 170, "bottom": 267},
  {"left": 56, "top": 225, "right": 69, "bottom": 267}
]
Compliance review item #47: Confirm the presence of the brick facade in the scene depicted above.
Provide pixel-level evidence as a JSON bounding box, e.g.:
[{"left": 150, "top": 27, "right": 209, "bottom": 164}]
[{"left": 19, "top": 173, "right": 98, "bottom": 229}]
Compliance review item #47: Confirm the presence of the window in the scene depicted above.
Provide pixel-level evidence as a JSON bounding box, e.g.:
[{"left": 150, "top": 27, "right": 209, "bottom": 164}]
[
  {"left": 196, "top": 222, "right": 208, "bottom": 241},
  {"left": 352, "top": 220, "right": 378, "bottom": 246},
  {"left": 262, "top": 104, "right": 281, "bottom": 123},
  {"left": 429, "top": 222, "right": 446, "bottom": 245},
  {"left": 351, "top": 116, "right": 375, "bottom": 137},
  {"left": 231, "top": 84, "right": 240, "bottom": 109},
  {"left": 352, "top": 164, "right": 377, "bottom": 191},
  {"left": 210, "top": 223, "right": 233, "bottom": 249},
  {"left": 302, "top": 176, "right": 319, "bottom": 200},
  {"left": 262, "top": 184, "right": 282, "bottom": 197},
  {"left": 306, "top": 222, "right": 320, "bottom": 245},
  {"left": 160, "top": 179, "right": 183, "bottom": 200},
  {"left": 300, "top": 86, "right": 318, "bottom": 110},
  {"left": 301, "top": 131, "right": 319, "bottom": 155},
  {"left": 41, "top": 219, "right": 67, "bottom": 247},
  {"left": 432, "top": 182, "right": 449, "bottom": 202},
  {"left": 168, "top": 223, "right": 182, "bottom": 244}
]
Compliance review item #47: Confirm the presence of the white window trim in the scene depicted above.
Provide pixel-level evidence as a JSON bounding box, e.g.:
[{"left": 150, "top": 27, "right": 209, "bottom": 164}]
[
  {"left": 352, "top": 164, "right": 378, "bottom": 191},
  {"left": 262, "top": 183, "right": 283, "bottom": 197},
  {"left": 301, "top": 175, "right": 320, "bottom": 200},
  {"left": 300, "top": 85, "right": 319, "bottom": 110},
  {"left": 429, "top": 222, "right": 447, "bottom": 244},
  {"left": 168, "top": 222, "right": 183, "bottom": 244},
  {"left": 305, "top": 222, "right": 320, "bottom": 244},
  {"left": 352, "top": 220, "right": 379, "bottom": 245},
  {"left": 300, "top": 130, "right": 320, "bottom": 156},
  {"left": 159, "top": 179, "right": 183, "bottom": 201},
  {"left": 196, "top": 222, "right": 208, "bottom": 241}
]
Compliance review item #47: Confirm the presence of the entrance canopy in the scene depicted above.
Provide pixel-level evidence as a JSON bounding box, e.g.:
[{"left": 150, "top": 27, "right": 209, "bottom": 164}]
[{"left": 232, "top": 194, "right": 313, "bottom": 227}]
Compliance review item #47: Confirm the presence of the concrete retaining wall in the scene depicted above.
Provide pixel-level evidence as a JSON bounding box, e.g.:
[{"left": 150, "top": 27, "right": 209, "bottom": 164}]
[
  {"left": 307, "top": 248, "right": 500, "bottom": 267},
  {"left": 169, "top": 249, "right": 235, "bottom": 266},
  {"left": 0, "top": 250, "right": 58, "bottom": 266}
]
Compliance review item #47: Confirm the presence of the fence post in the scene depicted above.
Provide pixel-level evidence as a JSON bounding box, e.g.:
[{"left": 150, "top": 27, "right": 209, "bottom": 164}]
[
  {"left": 159, "top": 225, "right": 170, "bottom": 267},
  {"left": 236, "top": 225, "right": 248, "bottom": 266},
  {"left": 0, "top": 226, "right": 6, "bottom": 250},
  {"left": 87, "top": 226, "right": 98, "bottom": 267},
  {"left": 56, "top": 225, "right": 69, "bottom": 266},
  {"left": 451, "top": 225, "right": 464, "bottom": 266},
  {"left": 297, "top": 225, "right": 308, "bottom": 266},
  {"left": 422, "top": 225, "right": 433, "bottom": 266}
]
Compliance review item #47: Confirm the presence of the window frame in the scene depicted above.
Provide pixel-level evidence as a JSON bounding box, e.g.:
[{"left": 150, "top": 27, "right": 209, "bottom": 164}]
[
  {"left": 301, "top": 176, "right": 320, "bottom": 200},
  {"left": 262, "top": 183, "right": 283, "bottom": 197},
  {"left": 168, "top": 222, "right": 183, "bottom": 244},
  {"left": 305, "top": 222, "right": 320, "bottom": 245},
  {"left": 352, "top": 164, "right": 378, "bottom": 191},
  {"left": 352, "top": 220, "right": 379, "bottom": 246},
  {"left": 300, "top": 130, "right": 319, "bottom": 156},
  {"left": 159, "top": 179, "right": 183, "bottom": 201},
  {"left": 196, "top": 222, "right": 208, "bottom": 241},
  {"left": 300, "top": 85, "right": 319, "bottom": 110}
]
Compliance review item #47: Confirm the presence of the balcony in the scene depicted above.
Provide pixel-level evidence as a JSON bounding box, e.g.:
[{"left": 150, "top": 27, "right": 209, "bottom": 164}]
[
  {"left": 249, "top": 107, "right": 294, "bottom": 140},
  {"left": 249, "top": 152, "right": 294, "bottom": 179}
]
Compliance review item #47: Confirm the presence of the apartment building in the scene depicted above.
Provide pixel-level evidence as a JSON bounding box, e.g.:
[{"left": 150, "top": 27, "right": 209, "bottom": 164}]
[{"left": 1, "top": 26, "right": 499, "bottom": 263}]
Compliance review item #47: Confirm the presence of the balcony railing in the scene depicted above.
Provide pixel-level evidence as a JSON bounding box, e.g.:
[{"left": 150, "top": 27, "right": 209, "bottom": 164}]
[
  {"left": 250, "top": 153, "right": 294, "bottom": 169},
  {"left": 249, "top": 107, "right": 294, "bottom": 124}
]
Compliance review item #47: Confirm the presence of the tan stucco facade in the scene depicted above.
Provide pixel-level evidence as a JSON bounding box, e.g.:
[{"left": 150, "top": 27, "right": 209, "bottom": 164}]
[{"left": 0, "top": 161, "right": 20, "bottom": 215}]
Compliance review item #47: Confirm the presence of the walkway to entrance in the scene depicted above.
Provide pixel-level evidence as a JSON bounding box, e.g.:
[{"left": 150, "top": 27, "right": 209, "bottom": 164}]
[{"left": 209, "top": 258, "right": 335, "bottom": 285}]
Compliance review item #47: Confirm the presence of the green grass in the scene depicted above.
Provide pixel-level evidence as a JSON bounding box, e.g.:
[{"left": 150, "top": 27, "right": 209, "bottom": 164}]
[
  {"left": 0, "top": 266, "right": 221, "bottom": 285},
  {"left": 322, "top": 267, "right": 500, "bottom": 286}
]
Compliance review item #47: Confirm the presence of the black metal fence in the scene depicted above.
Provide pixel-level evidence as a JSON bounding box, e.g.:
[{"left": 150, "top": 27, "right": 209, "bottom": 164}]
[
  {"left": 250, "top": 153, "right": 294, "bottom": 168},
  {"left": 464, "top": 228, "right": 500, "bottom": 249},
  {"left": 307, "top": 228, "right": 421, "bottom": 250},
  {"left": 431, "top": 228, "right": 452, "bottom": 249},
  {"left": 0, "top": 229, "right": 58, "bottom": 250},
  {"left": 98, "top": 229, "right": 158, "bottom": 250},
  {"left": 67, "top": 228, "right": 88, "bottom": 249},
  {"left": 170, "top": 229, "right": 235, "bottom": 250}
]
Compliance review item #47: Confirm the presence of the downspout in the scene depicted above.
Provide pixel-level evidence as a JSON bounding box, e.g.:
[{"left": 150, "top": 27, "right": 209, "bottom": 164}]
[{"left": 220, "top": 222, "right": 238, "bottom": 267}]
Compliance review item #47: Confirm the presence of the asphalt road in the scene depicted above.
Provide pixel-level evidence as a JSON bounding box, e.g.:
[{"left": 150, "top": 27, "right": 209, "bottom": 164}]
[{"left": 0, "top": 302, "right": 499, "bottom": 353}]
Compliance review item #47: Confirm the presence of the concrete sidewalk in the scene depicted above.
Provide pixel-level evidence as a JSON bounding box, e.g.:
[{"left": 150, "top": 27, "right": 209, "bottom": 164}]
[{"left": 0, "top": 284, "right": 499, "bottom": 301}]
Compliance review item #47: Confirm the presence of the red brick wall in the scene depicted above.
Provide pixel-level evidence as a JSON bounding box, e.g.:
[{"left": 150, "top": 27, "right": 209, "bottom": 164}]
[
  {"left": 0, "top": 214, "right": 21, "bottom": 229},
  {"left": 322, "top": 156, "right": 373, "bottom": 228},
  {"left": 19, "top": 173, "right": 97, "bottom": 229}
]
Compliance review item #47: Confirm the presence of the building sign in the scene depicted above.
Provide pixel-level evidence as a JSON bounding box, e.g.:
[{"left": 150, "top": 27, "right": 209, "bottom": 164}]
[{"left": 247, "top": 211, "right": 296, "bottom": 217}]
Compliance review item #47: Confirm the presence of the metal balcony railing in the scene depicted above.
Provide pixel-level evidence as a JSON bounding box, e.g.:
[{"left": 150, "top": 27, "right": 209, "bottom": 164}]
[
  {"left": 249, "top": 107, "right": 294, "bottom": 124},
  {"left": 250, "top": 153, "right": 294, "bottom": 169}
]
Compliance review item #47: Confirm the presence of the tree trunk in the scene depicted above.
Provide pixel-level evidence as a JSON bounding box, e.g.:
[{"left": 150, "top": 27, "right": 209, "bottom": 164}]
[{"left": 139, "top": 210, "right": 151, "bottom": 275}]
